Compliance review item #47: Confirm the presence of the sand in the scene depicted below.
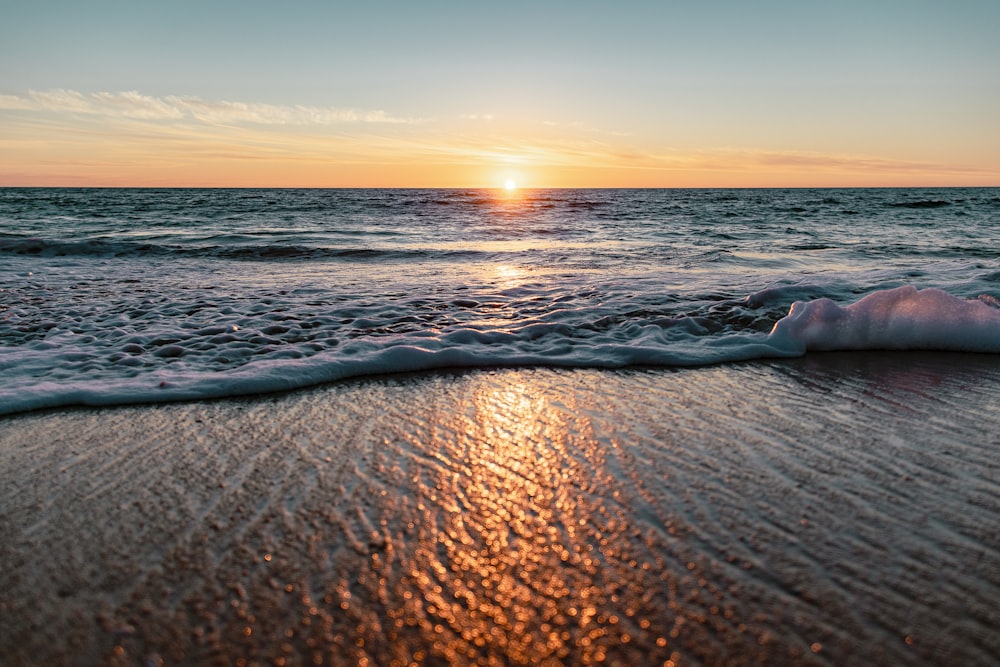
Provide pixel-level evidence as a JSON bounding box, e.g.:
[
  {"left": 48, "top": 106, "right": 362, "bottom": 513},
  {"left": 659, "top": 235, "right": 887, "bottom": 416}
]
[{"left": 2, "top": 353, "right": 999, "bottom": 666}]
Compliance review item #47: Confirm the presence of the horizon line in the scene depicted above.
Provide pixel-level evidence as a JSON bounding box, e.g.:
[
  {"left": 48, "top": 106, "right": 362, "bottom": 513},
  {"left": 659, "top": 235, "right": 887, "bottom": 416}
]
[{"left": 1, "top": 184, "right": 998, "bottom": 191}]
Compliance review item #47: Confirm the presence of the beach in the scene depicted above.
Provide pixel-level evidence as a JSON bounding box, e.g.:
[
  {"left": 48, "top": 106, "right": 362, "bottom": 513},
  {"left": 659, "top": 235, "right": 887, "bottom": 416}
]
[
  {"left": 4, "top": 0, "right": 1000, "bottom": 659},
  {"left": 2, "top": 355, "right": 999, "bottom": 666}
]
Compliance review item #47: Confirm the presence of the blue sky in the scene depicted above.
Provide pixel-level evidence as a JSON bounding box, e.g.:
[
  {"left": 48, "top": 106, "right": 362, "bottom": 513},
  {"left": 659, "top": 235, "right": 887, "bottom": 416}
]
[{"left": 2, "top": 0, "right": 998, "bottom": 186}]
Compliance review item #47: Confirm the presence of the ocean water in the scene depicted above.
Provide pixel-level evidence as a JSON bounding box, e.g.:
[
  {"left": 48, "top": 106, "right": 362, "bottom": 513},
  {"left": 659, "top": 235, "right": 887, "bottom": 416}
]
[{"left": 2, "top": 187, "right": 999, "bottom": 415}]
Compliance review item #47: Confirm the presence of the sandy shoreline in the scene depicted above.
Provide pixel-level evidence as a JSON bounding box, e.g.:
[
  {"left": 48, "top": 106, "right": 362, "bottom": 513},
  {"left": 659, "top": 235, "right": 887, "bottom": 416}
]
[{"left": 2, "top": 353, "right": 999, "bottom": 666}]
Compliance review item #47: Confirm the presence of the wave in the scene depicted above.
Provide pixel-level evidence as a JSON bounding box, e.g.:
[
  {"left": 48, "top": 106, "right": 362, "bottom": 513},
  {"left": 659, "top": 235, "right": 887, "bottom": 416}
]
[
  {"left": 2, "top": 286, "right": 999, "bottom": 416},
  {"left": 888, "top": 200, "right": 952, "bottom": 209},
  {"left": 767, "top": 286, "right": 1000, "bottom": 352},
  {"left": 0, "top": 236, "right": 487, "bottom": 262}
]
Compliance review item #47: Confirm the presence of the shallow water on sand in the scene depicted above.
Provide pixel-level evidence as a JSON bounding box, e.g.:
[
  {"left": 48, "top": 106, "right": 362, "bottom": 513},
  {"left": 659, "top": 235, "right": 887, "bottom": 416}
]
[{"left": 2, "top": 357, "right": 998, "bottom": 665}]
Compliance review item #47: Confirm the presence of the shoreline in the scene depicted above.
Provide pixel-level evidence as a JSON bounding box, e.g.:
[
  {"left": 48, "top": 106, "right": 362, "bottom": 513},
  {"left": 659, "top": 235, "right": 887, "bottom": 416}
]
[{"left": 2, "top": 354, "right": 999, "bottom": 665}]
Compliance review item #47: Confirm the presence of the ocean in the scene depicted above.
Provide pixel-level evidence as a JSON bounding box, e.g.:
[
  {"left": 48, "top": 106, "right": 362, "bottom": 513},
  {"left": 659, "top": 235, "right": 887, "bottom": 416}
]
[
  {"left": 2, "top": 186, "right": 1000, "bottom": 415},
  {"left": 4, "top": 186, "right": 1000, "bottom": 665}
]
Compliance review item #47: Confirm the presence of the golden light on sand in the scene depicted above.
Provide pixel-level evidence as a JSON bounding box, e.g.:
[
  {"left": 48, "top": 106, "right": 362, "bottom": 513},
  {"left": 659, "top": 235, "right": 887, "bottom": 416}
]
[{"left": 397, "top": 375, "right": 608, "bottom": 662}]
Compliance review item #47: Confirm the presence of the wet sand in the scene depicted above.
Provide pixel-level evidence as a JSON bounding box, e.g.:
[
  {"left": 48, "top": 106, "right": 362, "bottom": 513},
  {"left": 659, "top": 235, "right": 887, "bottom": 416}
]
[{"left": 2, "top": 353, "right": 999, "bottom": 666}]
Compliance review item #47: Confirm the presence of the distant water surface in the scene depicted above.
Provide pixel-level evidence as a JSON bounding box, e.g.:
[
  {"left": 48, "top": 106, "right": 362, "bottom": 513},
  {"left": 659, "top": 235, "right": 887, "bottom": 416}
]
[{"left": 1, "top": 187, "right": 999, "bottom": 413}]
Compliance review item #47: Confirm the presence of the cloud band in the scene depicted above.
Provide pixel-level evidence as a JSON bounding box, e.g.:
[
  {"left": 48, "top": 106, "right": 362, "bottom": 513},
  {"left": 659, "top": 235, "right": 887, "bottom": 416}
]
[{"left": 0, "top": 89, "right": 416, "bottom": 125}]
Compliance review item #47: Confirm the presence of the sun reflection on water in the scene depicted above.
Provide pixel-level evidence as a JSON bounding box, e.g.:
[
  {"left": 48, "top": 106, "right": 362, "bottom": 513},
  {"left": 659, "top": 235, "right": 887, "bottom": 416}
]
[
  {"left": 492, "top": 264, "right": 524, "bottom": 290},
  {"left": 38, "top": 369, "right": 860, "bottom": 665},
  {"left": 362, "top": 373, "right": 684, "bottom": 665},
  {"left": 493, "top": 182, "right": 527, "bottom": 206}
]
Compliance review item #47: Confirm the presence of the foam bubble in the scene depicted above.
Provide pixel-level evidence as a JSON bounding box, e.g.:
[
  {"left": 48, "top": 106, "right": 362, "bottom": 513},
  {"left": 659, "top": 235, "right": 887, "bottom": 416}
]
[
  {"left": 2, "top": 284, "right": 1000, "bottom": 416},
  {"left": 769, "top": 286, "right": 1000, "bottom": 353}
]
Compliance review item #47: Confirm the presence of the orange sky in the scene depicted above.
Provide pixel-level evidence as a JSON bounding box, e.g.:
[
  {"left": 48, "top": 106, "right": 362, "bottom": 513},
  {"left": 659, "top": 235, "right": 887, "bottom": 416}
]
[{"left": 2, "top": 2, "right": 998, "bottom": 188}]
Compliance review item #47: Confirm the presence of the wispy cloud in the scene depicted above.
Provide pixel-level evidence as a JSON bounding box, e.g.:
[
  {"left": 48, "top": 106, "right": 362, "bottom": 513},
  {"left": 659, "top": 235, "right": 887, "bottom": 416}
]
[
  {"left": 391, "top": 134, "right": 988, "bottom": 177},
  {"left": 2, "top": 89, "right": 994, "bottom": 186},
  {"left": 0, "top": 89, "right": 419, "bottom": 125},
  {"left": 711, "top": 148, "right": 992, "bottom": 175},
  {"left": 541, "top": 119, "right": 634, "bottom": 138}
]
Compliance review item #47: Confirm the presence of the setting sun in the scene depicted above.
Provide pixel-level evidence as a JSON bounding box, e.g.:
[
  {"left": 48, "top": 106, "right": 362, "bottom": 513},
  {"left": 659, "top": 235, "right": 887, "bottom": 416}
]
[{"left": 2, "top": 3, "right": 998, "bottom": 189}]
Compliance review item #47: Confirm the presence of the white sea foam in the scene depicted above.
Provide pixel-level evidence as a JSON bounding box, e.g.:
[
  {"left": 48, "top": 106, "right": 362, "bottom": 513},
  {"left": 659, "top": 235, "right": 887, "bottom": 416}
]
[
  {"left": 2, "top": 284, "right": 999, "bottom": 416},
  {"left": 769, "top": 285, "right": 1000, "bottom": 353}
]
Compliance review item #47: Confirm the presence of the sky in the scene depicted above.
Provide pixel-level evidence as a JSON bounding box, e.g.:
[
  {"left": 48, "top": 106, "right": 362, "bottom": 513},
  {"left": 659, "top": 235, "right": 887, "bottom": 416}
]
[{"left": 1, "top": 0, "right": 998, "bottom": 188}]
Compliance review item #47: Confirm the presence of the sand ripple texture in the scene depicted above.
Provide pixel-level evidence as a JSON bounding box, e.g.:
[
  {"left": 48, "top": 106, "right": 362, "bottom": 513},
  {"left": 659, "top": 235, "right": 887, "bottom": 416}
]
[{"left": 1, "top": 357, "right": 999, "bottom": 666}]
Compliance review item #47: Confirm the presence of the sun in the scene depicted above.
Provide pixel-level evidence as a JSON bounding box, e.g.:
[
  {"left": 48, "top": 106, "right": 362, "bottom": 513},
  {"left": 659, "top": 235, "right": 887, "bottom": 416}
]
[{"left": 504, "top": 179, "right": 517, "bottom": 191}]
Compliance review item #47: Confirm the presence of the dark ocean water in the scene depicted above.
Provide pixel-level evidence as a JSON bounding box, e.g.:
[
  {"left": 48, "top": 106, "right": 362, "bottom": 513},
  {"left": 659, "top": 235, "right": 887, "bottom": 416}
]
[{"left": 2, "top": 187, "right": 999, "bottom": 414}]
